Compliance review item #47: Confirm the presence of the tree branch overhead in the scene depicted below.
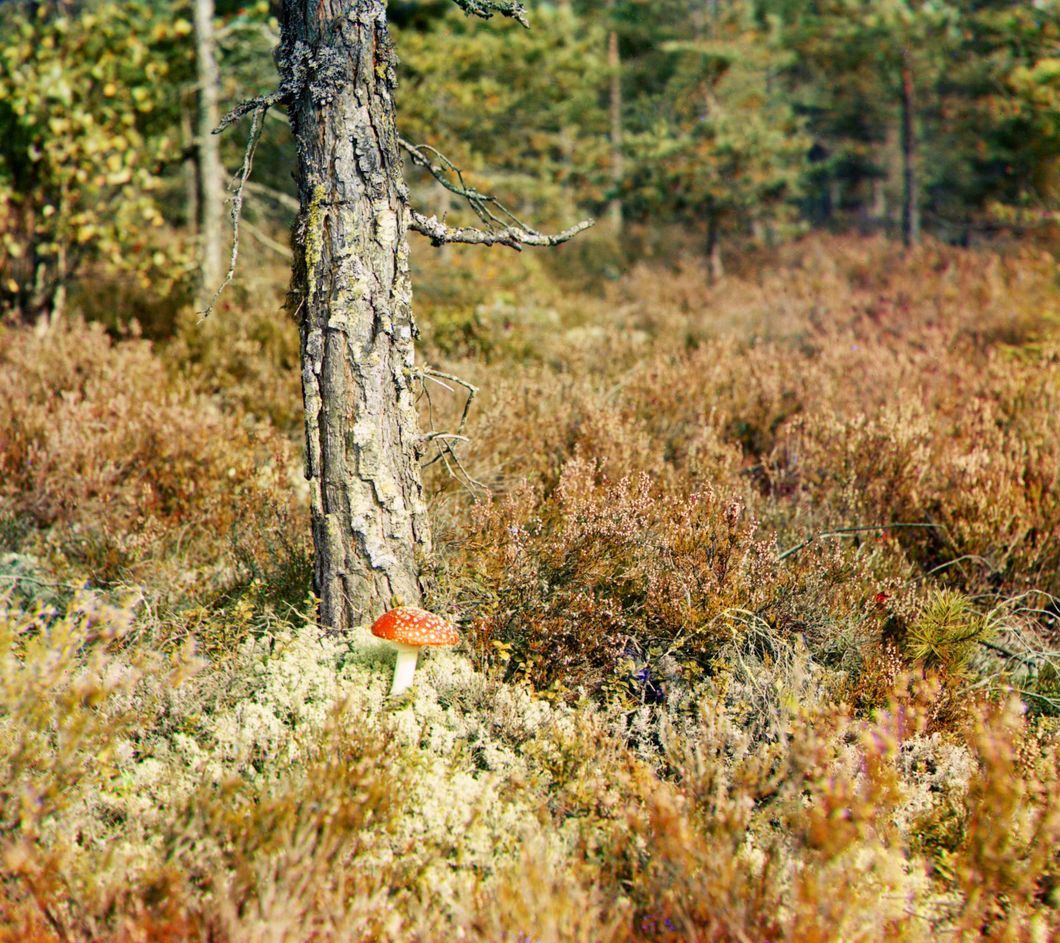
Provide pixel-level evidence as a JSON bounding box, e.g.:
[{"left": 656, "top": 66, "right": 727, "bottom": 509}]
[
  {"left": 450, "top": 0, "right": 529, "bottom": 28},
  {"left": 409, "top": 211, "right": 592, "bottom": 251},
  {"left": 399, "top": 136, "right": 593, "bottom": 250}
]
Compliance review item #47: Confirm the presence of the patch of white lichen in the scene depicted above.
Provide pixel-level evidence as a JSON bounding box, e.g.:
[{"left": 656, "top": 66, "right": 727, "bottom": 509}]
[{"left": 5, "top": 592, "right": 1006, "bottom": 941}]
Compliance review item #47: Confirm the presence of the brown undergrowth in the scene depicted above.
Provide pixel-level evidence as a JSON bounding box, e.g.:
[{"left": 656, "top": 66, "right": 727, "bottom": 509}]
[
  {"left": 0, "top": 234, "right": 1057, "bottom": 941},
  {"left": 0, "top": 318, "right": 308, "bottom": 612},
  {"left": 436, "top": 235, "right": 1058, "bottom": 705}
]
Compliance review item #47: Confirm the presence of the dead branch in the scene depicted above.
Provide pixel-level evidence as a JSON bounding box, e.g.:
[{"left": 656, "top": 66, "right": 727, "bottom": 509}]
[
  {"left": 399, "top": 137, "right": 593, "bottom": 248},
  {"left": 213, "top": 41, "right": 308, "bottom": 136},
  {"left": 450, "top": 0, "right": 529, "bottom": 28},
  {"left": 399, "top": 136, "right": 524, "bottom": 229},
  {"left": 421, "top": 367, "right": 478, "bottom": 437},
  {"left": 414, "top": 366, "right": 485, "bottom": 495},
  {"left": 200, "top": 103, "right": 266, "bottom": 318},
  {"left": 213, "top": 90, "right": 284, "bottom": 135},
  {"left": 410, "top": 210, "right": 593, "bottom": 252},
  {"left": 422, "top": 437, "right": 488, "bottom": 494}
]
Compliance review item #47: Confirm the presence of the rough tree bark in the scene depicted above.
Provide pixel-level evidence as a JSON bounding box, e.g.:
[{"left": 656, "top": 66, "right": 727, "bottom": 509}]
[
  {"left": 194, "top": 0, "right": 225, "bottom": 299},
  {"left": 279, "top": 0, "right": 430, "bottom": 633},
  {"left": 229, "top": 0, "right": 586, "bottom": 633}
]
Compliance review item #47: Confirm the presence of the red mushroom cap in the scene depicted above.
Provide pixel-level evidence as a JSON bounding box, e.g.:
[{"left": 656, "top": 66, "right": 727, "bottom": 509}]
[{"left": 370, "top": 607, "right": 459, "bottom": 647}]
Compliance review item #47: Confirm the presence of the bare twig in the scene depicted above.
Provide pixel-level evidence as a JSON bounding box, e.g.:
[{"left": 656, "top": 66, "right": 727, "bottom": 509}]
[
  {"left": 245, "top": 180, "right": 300, "bottom": 213},
  {"left": 200, "top": 104, "right": 266, "bottom": 318},
  {"left": 421, "top": 367, "right": 478, "bottom": 436},
  {"left": 399, "top": 136, "right": 526, "bottom": 228},
  {"left": 421, "top": 373, "right": 454, "bottom": 394},
  {"left": 413, "top": 366, "right": 486, "bottom": 495},
  {"left": 240, "top": 215, "right": 293, "bottom": 259},
  {"left": 1016, "top": 688, "right": 1060, "bottom": 710},
  {"left": 423, "top": 437, "right": 488, "bottom": 495},
  {"left": 213, "top": 90, "right": 284, "bottom": 135},
  {"left": 920, "top": 554, "right": 993, "bottom": 580},
  {"left": 978, "top": 638, "right": 1039, "bottom": 667},
  {"left": 778, "top": 522, "right": 942, "bottom": 562},
  {"left": 399, "top": 137, "right": 593, "bottom": 248}
]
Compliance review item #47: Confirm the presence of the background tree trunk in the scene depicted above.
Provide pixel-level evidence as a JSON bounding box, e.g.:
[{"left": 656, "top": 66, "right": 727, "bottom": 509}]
[
  {"left": 607, "top": 0, "right": 623, "bottom": 232},
  {"left": 180, "top": 101, "right": 201, "bottom": 238},
  {"left": 900, "top": 51, "right": 920, "bottom": 248},
  {"left": 279, "top": 0, "right": 430, "bottom": 633},
  {"left": 706, "top": 210, "right": 724, "bottom": 282},
  {"left": 194, "top": 0, "right": 225, "bottom": 301}
]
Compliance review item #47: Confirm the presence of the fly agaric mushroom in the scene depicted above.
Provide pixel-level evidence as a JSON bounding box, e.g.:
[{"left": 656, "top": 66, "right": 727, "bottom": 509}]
[{"left": 370, "top": 607, "right": 460, "bottom": 696}]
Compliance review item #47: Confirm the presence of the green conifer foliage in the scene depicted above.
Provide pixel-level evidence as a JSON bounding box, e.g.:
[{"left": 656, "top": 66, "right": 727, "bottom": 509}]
[
  {"left": 395, "top": 4, "right": 609, "bottom": 224},
  {"left": 624, "top": 0, "right": 809, "bottom": 264},
  {"left": 767, "top": 0, "right": 1059, "bottom": 240}
]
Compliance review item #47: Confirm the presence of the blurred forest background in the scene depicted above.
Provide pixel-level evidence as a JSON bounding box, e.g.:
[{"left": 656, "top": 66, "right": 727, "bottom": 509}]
[
  {"left": 0, "top": 2, "right": 1058, "bottom": 942},
  {"left": 0, "top": 0, "right": 1057, "bottom": 324}
]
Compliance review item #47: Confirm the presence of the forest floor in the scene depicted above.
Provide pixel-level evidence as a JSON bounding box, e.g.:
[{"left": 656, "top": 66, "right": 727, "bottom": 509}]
[{"left": 0, "top": 233, "right": 1057, "bottom": 942}]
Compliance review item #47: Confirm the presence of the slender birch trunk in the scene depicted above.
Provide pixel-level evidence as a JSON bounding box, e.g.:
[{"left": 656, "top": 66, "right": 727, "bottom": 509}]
[
  {"left": 279, "top": 0, "right": 430, "bottom": 633},
  {"left": 195, "top": 0, "right": 225, "bottom": 299},
  {"left": 180, "top": 101, "right": 201, "bottom": 237}
]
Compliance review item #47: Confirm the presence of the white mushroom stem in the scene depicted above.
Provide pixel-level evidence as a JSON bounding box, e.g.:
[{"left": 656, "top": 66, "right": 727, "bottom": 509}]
[{"left": 389, "top": 642, "right": 421, "bottom": 696}]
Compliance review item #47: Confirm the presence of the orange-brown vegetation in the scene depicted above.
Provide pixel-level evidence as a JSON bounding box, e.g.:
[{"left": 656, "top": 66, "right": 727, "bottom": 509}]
[
  {"left": 0, "top": 318, "right": 306, "bottom": 611},
  {"left": 0, "top": 235, "right": 1056, "bottom": 941}
]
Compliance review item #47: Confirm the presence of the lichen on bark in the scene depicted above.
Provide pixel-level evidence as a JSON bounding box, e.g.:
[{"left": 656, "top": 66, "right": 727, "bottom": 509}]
[{"left": 304, "top": 183, "right": 326, "bottom": 306}]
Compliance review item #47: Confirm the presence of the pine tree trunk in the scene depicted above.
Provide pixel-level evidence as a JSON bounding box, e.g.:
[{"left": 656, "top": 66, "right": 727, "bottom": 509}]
[
  {"left": 871, "top": 177, "right": 887, "bottom": 231},
  {"left": 194, "top": 0, "right": 225, "bottom": 300},
  {"left": 279, "top": 0, "right": 430, "bottom": 633},
  {"left": 900, "top": 52, "right": 920, "bottom": 248},
  {"left": 607, "top": 1, "right": 623, "bottom": 232}
]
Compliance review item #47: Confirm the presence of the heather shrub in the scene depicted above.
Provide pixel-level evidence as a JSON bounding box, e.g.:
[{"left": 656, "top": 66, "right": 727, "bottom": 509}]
[
  {"left": 2, "top": 578, "right": 1058, "bottom": 941},
  {"left": 781, "top": 352, "right": 1059, "bottom": 594},
  {"left": 949, "top": 701, "right": 1060, "bottom": 937},
  {"left": 431, "top": 237, "right": 1057, "bottom": 663},
  {"left": 615, "top": 667, "right": 1059, "bottom": 942},
  {"left": 166, "top": 295, "right": 304, "bottom": 435},
  {"left": 0, "top": 319, "right": 305, "bottom": 601},
  {"left": 2, "top": 234, "right": 1058, "bottom": 942},
  {"left": 452, "top": 457, "right": 877, "bottom": 700}
]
